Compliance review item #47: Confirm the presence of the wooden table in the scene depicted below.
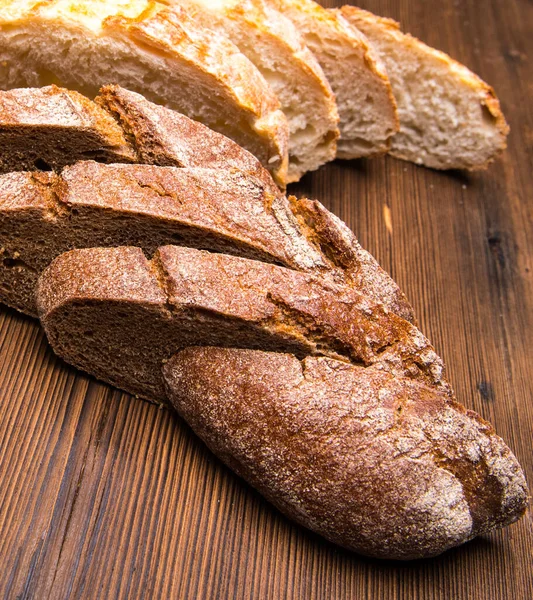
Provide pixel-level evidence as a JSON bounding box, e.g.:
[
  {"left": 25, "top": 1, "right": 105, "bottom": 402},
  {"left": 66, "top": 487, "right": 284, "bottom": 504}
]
[{"left": 1, "top": 1, "right": 532, "bottom": 598}]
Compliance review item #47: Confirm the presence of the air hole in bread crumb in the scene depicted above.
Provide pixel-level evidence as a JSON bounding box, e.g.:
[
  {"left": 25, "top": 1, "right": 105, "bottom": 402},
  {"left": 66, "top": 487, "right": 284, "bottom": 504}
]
[
  {"left": 33, "top": 158, "right": 52, "bottom": 171},
  {"left": 482, "top": 104, "right": 498, "bottom": 124},
  {"left": 3, "top": 258, "right": 26, "bottom": 269}
]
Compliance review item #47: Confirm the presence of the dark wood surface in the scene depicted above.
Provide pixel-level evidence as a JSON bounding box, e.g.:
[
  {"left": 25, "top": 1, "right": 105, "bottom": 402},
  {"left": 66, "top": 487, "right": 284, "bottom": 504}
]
[{"left": 1, "top": 1, "right": 532, "bottom": 598}]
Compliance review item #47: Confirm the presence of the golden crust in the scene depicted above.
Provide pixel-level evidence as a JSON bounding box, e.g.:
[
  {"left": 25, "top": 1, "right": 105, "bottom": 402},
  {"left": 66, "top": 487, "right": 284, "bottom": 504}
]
[
  {"left": 180, "top": 0, "right": 337, "bottom": 117},
  {"left": 175, "top": 0, "right": 339, "bottom": 182},
  {"left": 119, "top": 3, "right": 282, "bottom": 117}
]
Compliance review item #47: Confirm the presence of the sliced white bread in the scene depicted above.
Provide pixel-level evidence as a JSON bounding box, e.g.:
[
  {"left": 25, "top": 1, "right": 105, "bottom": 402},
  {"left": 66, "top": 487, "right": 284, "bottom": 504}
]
[
  {"left": 340, "top": 6, "right": 509, "bottom": 170},
  {"left": 174, "top": 0, "right": 339, "bottom": 182},
  {"left": 270, "top": 0, "right": 399, "bottom": 159},
  {"left": 0, "top": 0, "right": 289, "bottom": 186}
]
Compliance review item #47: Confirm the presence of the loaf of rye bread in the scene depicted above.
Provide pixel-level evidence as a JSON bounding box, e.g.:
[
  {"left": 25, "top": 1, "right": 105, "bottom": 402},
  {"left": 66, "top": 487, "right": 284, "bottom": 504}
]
[
  {"left": 163, "top": 347, "right": 528, "bottom": 560},
  {"left": 33, "top": 244, "right": 530, "bottom": 559},
  {"left": 35, "top": 244, "right": 529, "bottom": 558},
  {"left": 37, "top": 245, "right": 441, "bottom": 402},
  {"left": 2, "top": 82, "right": 524, "bottom": 559}
]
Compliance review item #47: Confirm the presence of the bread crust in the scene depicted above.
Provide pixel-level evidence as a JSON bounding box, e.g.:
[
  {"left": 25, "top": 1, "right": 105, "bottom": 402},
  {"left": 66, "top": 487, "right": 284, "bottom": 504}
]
[
  {"left": 0, "top": 83, "right": 283, "bottom": 194},
  {"left": 0, "top": 162, "right": 319, "bottom": 315},
  {"left": 288, "top": 196, "right": 414, "bottom": 323},
  {"left": 163, "top": 347, "right": 529, "bottom": 559},
  {"left": 95, "top": 85, "right": 282, "bottom": 198}
]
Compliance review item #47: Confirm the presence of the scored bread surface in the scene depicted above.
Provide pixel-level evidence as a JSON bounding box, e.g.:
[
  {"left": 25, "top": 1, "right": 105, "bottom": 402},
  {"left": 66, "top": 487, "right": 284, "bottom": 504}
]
[
  {"left": 163, "top": 347, "right": 529, "bottom": 560},
  {"left": 0, "top": 0, "right": 289, "bottom": 185}
]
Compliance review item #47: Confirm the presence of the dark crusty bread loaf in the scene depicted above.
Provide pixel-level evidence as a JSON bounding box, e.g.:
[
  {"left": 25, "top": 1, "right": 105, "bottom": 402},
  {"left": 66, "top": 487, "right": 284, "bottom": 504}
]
[
  {"left": 0, "top": 161, "right": 412, "bottom": 320},
  {"left": 163, "top": 347, "right": 529, "bottom": 560},
  {"left": 37, "top": 245, "right": 440, "bottom": 403},
  {"left": 0, "top": 85, "right": 136, "bottom": 173},
  {"left": 0, "top": 85, "right": 412, "bottom": 321}
]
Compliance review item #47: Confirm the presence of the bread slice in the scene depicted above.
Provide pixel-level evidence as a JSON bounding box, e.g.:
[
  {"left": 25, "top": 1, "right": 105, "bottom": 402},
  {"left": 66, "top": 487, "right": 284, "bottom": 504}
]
[
  {"left": 0, "top": 161, "right": 413, "bottom": 321},
  {"left": 38, "top": 245, "right": 442, "bottom": 402},
  {"left": 174, "top": 0, "right": 339, "bottom": 182},
  {"left": 96, "top": 85, "right": 281, "bottom": 198},
  {"left": 270, "top": 0, "right": 399, "bottom": 159},
  {"left": 0, "top": 0, "right": 289, "bottom": 186},
  {"left": 163, "top": 347, "right": 528, "bottom": 560},
  {"left": 0, "top": 85, "right": 136, "bottom": 172},
  {"left": 340, "top": 7, "right": 509, "bottom": 169}
]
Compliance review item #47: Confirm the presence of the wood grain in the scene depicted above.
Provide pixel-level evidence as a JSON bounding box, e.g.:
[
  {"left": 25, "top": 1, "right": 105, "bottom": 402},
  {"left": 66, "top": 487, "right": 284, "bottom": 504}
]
[{"left": 1, "top": 1, "right": 532, "bottom": 598}]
